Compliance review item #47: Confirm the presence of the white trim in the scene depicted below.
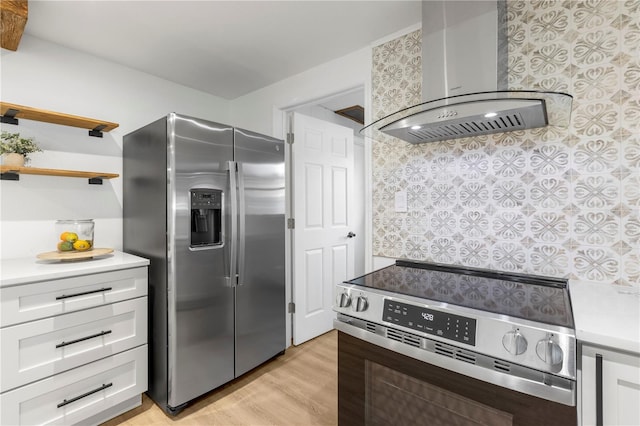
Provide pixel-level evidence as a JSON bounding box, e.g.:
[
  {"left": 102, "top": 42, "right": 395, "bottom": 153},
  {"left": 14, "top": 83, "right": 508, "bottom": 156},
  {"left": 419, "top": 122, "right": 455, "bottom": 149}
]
[
  {"left": 280, "top": 85, "right": 365, "bottom": 113},
  {"left": 284, "top": 112, "right": 294, "bottom": 347}
]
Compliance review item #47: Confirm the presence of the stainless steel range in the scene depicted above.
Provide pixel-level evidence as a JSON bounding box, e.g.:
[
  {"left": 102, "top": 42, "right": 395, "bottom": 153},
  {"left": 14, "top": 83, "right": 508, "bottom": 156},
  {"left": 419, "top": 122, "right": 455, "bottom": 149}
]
[{"left": 334, "top": 260, "right": 577, "bottom": 423}]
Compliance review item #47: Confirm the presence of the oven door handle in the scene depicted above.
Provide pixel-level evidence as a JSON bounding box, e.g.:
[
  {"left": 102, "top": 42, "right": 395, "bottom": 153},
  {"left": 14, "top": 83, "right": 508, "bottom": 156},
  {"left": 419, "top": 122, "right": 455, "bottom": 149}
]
[{"left": 595, "top": 353, "right": 603, "bottom": 426}]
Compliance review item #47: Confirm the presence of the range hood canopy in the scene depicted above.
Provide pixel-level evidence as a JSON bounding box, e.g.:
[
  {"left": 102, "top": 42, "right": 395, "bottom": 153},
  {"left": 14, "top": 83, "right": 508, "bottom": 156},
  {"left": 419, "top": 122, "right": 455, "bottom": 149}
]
[
  {"left": 361, "top": 1, "right": 573, "bottom": 144},
  {"left": 363, "top": 90, "right": 573, "bottom": 144}
]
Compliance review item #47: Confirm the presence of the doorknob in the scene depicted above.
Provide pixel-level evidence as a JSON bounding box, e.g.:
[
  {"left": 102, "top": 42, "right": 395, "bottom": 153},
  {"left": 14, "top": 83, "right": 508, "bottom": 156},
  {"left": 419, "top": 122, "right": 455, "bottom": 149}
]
[{"left": 347, "top": 232, "right": 356, "bottom": 238}]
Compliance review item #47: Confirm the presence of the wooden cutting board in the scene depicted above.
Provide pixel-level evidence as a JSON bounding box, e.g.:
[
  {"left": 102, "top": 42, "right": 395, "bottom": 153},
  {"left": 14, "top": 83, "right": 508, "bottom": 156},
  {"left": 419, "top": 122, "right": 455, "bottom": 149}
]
[{"left": 36, "top": 248, "right": 114, "bottom": 261}]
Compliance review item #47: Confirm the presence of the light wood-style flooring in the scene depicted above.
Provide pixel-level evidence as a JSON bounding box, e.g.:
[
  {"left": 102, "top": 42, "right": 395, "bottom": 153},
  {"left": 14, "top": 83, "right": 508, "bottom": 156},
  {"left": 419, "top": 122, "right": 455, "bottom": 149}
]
[{"left": 103, "top": 330, "right": 337, "bottom": 426}]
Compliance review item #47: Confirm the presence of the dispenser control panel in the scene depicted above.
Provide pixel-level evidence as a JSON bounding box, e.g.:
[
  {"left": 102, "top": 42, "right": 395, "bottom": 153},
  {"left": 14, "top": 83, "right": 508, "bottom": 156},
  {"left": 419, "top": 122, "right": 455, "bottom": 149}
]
[{"left": 191, "top": 190, "right": 222, "bottom": 209}]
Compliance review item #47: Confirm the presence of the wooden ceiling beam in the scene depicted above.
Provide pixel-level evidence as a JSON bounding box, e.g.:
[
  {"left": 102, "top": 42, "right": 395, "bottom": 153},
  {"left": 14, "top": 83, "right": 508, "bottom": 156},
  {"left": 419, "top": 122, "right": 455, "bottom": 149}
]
[{"left": 1, "top": 0, "right": 28, "bottom": 51}]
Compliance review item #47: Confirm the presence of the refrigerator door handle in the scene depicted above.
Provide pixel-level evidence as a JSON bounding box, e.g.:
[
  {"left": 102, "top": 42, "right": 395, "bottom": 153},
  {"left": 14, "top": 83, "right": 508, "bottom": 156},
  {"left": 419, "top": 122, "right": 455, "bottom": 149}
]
[
  {"left": 237, "top": 162, "right": 246, "bottom": 286},
  {"left": 228, "top": 160, "right": 238, "bottom": 287}
]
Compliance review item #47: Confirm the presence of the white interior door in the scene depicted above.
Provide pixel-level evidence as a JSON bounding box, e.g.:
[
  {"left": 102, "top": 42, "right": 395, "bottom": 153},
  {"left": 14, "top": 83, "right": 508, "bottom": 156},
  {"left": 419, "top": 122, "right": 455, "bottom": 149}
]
[{"left": 291, "top": 112, "right": 355, "bottom": 346}]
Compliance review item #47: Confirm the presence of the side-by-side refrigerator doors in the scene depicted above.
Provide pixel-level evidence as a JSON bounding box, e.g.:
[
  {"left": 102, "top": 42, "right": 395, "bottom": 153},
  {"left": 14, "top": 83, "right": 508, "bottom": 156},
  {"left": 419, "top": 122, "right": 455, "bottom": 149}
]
[
  {"left": 233, "top": 128, "right": 286, "bottom": 377},
  {"left": 168, "top": 114, "right": 235, "bottom": 408}
]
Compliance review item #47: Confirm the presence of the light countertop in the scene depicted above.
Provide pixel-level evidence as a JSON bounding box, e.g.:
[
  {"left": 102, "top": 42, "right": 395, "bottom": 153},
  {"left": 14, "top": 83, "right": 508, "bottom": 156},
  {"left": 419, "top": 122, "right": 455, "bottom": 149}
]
[
  {"left": 0, "top": 250, "right": 149, "bottom": 288},
  {"left": 3, "top": 253, "right": 636, "bottom": 355},
  {"left": 570, "top": 280, "right": 640, "bottom": 355}
]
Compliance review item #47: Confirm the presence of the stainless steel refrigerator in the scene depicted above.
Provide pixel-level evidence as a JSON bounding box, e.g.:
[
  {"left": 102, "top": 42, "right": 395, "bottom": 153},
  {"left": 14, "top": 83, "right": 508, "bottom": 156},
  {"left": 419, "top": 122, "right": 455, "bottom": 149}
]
[{"left": 123, "top": 113, "right": 285, "bottom": 414}]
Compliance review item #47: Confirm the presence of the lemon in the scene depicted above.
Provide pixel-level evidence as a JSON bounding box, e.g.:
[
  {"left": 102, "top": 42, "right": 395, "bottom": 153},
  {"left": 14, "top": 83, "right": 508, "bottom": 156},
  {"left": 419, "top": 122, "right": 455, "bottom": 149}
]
[
  {"left": 73, "top": 240, "right": 91, "bottom": 251},
  {"left": 60, "top": 232, "right": 78, "bottom": 243}
]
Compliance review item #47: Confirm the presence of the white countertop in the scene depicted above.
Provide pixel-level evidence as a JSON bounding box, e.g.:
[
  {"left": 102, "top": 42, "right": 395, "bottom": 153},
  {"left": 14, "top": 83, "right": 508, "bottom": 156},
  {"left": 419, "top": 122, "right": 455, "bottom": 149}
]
[
  {"left": 570, "top": 280, "right": 640, "bottom": 355},
  {"left": 0, "top": 251, "right": 150, "bottom": 288}
]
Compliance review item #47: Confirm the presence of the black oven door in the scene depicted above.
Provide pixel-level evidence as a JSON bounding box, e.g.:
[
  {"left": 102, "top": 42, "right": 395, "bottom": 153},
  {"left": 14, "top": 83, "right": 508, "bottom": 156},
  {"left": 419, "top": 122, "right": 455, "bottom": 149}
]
[{"left": 338, "top": 331, "right": 577, "bottom": 426}]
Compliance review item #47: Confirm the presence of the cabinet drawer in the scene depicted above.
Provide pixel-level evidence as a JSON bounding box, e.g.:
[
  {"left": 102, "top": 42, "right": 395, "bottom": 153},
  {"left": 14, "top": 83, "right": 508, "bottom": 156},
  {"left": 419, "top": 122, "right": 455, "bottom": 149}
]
[
  {"left": 0, "top": 267, "right": 147, "bottom": 327},
  {"left": 0, "top": 345, "right": 147, "bottom": 426},
  {"left": 0, "top": 297, "right": 147, "bottom": 393}
]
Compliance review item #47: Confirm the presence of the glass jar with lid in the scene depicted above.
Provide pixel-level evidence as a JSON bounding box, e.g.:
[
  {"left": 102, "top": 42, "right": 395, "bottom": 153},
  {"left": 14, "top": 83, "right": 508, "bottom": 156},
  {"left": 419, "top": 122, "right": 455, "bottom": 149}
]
[{"left": 55, "top": 219, "right": 94, "bottom": 252}]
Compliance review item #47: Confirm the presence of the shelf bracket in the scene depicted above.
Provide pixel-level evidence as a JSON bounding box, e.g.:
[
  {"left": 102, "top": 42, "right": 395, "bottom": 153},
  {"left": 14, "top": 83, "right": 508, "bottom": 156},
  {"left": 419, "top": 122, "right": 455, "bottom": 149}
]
[
  {"left": 0, "top": 172, "right": 19, "bottom": 181},
  {"left": 88, "top": 177, "right": 104, "bottom": 185},
  {"left": 89, "top": 125, "right": 107, "bottom": 138},
  {"left": 0, "top": 108, "right": 19, "bottom": 125}
]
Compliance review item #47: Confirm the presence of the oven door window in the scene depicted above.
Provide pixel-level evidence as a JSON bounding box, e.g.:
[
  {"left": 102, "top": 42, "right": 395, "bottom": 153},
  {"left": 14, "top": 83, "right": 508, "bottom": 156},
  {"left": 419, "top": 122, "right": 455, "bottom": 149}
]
[
  {"left": 366, "top": 361, "right": 513, "bottom": 426},
  {"left": 338, "top": 331, "right": 577, "bottom": 426}
]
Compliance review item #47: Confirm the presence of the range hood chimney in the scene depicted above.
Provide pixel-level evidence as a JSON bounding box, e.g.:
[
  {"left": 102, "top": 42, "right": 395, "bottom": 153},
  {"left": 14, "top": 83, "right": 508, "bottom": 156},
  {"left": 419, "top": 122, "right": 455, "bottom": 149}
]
[{"left": 361, "top": 0, "right": 572, "bottom": 144}]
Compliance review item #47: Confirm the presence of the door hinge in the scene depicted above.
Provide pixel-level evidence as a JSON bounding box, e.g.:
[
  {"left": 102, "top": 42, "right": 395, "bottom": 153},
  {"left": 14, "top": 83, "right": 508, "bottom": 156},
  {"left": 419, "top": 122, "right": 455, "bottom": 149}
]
[
  {"left": 288, "top": 302, "right": 296, "bottom": 313},
  {"left": 287, "top": 218, "right": 295, "bottom": 229},
  {"left": 286, "top": 133, "right": 294, "bottom": 144}
]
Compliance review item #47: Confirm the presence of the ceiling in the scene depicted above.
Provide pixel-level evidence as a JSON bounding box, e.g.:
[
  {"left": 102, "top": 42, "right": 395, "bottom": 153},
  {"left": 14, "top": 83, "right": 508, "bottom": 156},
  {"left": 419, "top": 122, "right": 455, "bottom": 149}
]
[{"left": 23, "top": 1, "right": 421, "bottom": 100}]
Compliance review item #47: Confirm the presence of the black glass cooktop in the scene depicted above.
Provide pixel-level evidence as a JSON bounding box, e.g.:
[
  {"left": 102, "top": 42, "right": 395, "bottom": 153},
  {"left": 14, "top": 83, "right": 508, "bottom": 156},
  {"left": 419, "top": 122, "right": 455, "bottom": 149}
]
[{"left": 345, "top": 260, "right": 573, "bottom": 328}]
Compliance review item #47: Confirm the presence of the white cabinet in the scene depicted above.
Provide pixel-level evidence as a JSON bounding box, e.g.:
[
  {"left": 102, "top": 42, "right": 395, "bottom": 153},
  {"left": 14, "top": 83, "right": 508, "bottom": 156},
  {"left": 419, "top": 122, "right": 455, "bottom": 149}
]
[
  {"left": 0, "top": 260, "right": 148, "bottom": 425},
  {"left": 0, "top": 346, "right": 147, "bottom": 426},
  {"left": 580, "top": 344, "right": 640, "bottom": 426},
  {"left": 0, "top": 267, "right": 147, "bottom": 326},
  {"left": 0, "top": 297, "right": 147, "bottom": 392}
]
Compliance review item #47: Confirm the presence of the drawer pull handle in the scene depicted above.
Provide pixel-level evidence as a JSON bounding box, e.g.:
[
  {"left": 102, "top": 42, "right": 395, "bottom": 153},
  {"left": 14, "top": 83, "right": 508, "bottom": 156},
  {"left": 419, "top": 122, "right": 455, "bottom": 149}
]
[
  {"left": 55, "top": 330, "right": 113, "bottom": 348},
  {"left": 596, "top": 353, "right": 603, "bottom": 426},
  {"left": 57, "top": 382, "right": 113, "bottom": 408},
  {"left": 56, "top": 287, "right": 113, "bottom": 300}
]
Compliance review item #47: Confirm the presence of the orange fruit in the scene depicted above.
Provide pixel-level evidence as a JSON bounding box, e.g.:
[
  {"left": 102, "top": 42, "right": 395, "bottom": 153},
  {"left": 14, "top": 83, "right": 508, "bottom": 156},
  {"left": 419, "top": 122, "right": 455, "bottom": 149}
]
[
  {"left": 73, "top": 240, "right": 91, "bottom": 251},
  {"left": 60, "top": 232, "right": 78, "bottom": 243}
]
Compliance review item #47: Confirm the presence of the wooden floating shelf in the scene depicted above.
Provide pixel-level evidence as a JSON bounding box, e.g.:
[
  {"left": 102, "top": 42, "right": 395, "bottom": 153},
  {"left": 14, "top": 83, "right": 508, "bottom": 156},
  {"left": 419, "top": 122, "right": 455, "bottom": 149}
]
[
  {"left": 0, "top": 165, "right": 119, "bottom": 185},
  {"left": 0, "top": 102, "right": 119, "bottom": 137}
]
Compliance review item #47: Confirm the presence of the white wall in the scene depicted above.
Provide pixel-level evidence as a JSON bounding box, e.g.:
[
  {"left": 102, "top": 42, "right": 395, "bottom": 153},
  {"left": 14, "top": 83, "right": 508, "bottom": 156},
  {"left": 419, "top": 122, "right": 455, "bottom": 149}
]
[
  {"left": 229, "top": 47, "right": 371, "bottom": 139},
  {"left": 0, "top": 35, "right": 230, "bottom": 259},
  {"left": 1, "top": 35, "right": 372, "bottom": 261}
]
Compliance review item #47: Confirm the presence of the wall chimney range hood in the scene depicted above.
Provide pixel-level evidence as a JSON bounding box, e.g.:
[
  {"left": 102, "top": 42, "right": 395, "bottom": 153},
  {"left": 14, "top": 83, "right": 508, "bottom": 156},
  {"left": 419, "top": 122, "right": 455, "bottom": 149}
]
[{"left": 361, "top": 0, "right": 573, "bottom": 144}]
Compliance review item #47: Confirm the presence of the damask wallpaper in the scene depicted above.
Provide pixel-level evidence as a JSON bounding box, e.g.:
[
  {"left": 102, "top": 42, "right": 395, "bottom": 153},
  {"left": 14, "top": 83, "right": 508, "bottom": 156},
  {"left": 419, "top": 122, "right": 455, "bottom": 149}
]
[{"left": 371, "top": 0, "right": 639, "bottom": 285}]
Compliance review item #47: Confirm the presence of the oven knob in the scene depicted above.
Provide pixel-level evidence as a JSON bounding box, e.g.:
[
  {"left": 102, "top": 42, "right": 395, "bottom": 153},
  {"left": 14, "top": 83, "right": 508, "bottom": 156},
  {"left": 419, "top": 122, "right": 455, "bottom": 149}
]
[
  {"left": 502, "top": 330, "right": 528, "bottom": 355},
  {"left": 536, "top": 336, "right": 563, "bottom": 367},
  {"left": 336, "top": 292, "right": 351, "bottom": 308},
  {"left": 352, "top": 296, "right": 369, "bottom": 312}
]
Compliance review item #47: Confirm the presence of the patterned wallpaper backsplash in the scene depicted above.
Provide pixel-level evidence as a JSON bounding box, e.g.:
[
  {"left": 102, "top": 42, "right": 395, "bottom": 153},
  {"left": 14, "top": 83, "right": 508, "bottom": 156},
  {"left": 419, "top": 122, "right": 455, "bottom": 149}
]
[{"left": 371, "top": 0, "right": 639, "bottom": 285}]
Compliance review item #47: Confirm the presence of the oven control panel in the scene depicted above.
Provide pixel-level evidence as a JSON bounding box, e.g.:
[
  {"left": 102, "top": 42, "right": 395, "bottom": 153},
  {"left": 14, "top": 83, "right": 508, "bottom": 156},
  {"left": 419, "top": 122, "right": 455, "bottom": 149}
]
[
  {"left": 333, "top": 284, "right": 576, "bottom": 379},
  {"left": 383, "top": 299, "right": 477, "bottom": 346}
]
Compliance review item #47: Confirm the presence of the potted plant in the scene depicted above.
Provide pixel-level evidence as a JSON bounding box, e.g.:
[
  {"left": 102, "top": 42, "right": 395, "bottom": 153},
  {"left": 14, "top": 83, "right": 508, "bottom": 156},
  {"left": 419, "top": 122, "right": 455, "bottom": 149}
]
[{"left": 0, "top": 131, "right": 42, "bottom": 167}]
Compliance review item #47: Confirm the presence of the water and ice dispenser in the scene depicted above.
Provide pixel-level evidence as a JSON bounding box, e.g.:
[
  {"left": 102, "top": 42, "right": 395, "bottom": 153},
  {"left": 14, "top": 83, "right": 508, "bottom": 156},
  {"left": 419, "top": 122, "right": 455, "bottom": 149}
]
[{"left": 190, "top": 189, "right": 222, "bottom": 247}]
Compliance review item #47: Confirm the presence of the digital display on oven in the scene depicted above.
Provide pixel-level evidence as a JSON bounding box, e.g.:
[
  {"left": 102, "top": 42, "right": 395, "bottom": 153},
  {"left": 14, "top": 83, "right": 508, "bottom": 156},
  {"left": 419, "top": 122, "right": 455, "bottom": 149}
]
[{"left": 383, "top": 300, "right": 476, "bottom": 346}]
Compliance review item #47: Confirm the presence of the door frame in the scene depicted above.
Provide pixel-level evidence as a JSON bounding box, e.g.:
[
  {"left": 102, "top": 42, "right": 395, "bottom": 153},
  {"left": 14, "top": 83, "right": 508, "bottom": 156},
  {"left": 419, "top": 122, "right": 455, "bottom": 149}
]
[{"left": 278, "top": 85, "right": 373, "bottom": 348}]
